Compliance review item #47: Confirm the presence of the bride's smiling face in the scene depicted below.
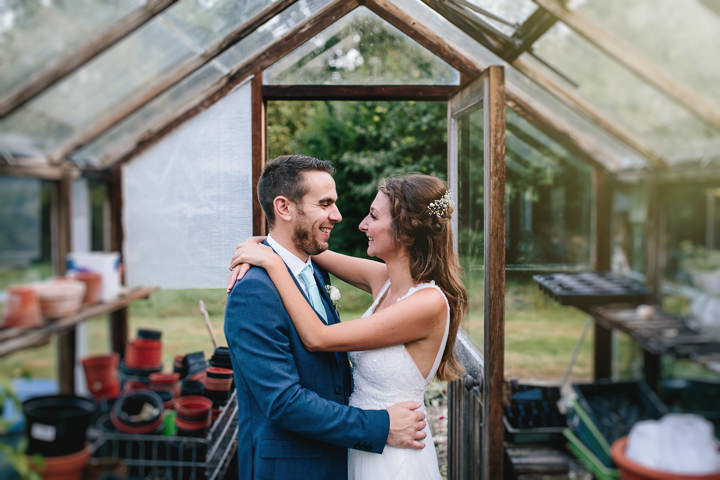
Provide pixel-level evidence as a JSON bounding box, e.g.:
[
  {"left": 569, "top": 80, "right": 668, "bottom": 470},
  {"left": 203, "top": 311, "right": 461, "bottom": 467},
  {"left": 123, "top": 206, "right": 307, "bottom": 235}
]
[{"left": 359, "top": 191, "right": 396, "bottom": 259}]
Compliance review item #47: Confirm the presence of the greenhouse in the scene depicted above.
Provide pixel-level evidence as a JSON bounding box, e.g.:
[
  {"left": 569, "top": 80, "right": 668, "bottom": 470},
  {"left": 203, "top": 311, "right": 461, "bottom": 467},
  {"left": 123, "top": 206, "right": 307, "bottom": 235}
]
[{"left": 1, "top": 0, "right": 720, "bottom": 478}]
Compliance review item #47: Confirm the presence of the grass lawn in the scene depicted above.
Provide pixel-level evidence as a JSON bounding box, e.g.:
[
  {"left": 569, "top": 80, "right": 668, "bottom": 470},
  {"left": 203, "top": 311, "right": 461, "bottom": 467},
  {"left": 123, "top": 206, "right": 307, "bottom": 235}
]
[{"left": 1, "top": 276, "right": 716, "bottom": 384}]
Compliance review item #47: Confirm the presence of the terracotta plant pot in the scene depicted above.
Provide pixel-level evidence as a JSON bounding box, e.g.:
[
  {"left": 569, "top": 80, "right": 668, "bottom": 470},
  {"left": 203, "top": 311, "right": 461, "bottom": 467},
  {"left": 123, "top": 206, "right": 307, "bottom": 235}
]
[
  {"left": 34, "top": 444, "right": 90, "bottom": 480},
  {"left": 34, "top": 279, "right": 85, "bottom": 319},
  {"left": 124, "top": 338, "right": 162, "bottom": 369},
  {"left": 3, "top": 285, "right": 43, "bottom": 328},
  {"left": 72, "top": 271, "right": 102, "bottom": 305},
  {"left": 81, "top": 353, "right": 120, "bottom": 400}
]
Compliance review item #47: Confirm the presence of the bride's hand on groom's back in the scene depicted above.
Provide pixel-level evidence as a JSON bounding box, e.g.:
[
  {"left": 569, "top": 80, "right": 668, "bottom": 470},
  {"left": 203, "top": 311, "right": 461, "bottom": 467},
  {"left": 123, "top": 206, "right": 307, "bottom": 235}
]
[
  {"left": 386, "top": 401, "right": 427, "bottom": 449},
  {"left": 226, "top": 236, "right": 267, "bottom": 293}
]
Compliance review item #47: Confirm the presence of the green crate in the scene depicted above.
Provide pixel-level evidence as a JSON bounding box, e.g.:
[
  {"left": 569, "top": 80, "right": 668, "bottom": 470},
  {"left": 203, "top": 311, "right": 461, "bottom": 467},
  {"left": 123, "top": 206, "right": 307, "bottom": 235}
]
[{"left": 564, "top": 429, "right": 619, "bottom": 480}]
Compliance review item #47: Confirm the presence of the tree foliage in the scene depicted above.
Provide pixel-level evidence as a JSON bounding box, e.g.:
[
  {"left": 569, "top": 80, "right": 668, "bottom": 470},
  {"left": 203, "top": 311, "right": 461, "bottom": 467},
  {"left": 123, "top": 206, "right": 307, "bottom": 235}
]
[{"left": 268, "top": 100, "right": 448, "bottom": 257}]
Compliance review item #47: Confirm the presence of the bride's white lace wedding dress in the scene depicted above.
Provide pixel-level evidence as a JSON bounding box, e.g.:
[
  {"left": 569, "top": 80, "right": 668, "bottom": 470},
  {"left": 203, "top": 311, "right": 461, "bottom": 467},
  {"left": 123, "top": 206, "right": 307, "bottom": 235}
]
[{"left": 348, "top": 281, "right": 449, "bottom": 480}]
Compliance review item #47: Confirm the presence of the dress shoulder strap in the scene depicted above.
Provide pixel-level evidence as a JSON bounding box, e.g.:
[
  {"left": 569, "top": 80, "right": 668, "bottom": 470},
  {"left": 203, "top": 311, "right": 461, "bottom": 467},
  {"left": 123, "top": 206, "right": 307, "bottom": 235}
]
[{"left": 400, "top": 281, "right": 451, "bottom": 382}]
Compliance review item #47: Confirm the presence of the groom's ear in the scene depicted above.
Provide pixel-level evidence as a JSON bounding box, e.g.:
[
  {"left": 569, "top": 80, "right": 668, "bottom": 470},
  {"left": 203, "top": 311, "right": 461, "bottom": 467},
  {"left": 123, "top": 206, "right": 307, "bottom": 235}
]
[{"left": 274, "top": 196, "right": 294, "bottom": 222}]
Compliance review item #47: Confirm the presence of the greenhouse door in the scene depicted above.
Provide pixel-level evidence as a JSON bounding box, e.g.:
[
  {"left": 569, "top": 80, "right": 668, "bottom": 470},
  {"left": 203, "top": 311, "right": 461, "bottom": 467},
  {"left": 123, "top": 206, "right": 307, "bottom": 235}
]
[{"left": 447, "top": 65, "right": 506, "bottom": 479}]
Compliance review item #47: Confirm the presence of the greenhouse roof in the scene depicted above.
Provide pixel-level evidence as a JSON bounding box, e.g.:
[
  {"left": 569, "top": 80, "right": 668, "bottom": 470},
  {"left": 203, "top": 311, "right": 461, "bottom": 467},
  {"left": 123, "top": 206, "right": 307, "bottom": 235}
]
[{"left": 1, "top": 0, "right": 719, "bottom": 176}]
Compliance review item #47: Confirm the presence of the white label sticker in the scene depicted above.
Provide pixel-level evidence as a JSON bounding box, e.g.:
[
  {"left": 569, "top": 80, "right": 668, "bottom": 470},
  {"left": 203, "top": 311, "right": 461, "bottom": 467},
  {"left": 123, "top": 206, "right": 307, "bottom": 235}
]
[{"left": 30, "top": 423, "right": 56, "bottom": 442}]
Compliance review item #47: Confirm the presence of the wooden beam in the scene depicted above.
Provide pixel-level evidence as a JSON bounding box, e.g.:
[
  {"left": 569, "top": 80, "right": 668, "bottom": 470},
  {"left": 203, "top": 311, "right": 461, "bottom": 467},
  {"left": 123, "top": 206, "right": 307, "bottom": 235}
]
[
  {"left": 108, "top": 168, "right": 128, "bottom": 358},
  {"left": 104, "top": 0, "right": 359, "bottom": 168},
  {"left": 364, "top": 0, "right": 482, "bottom": 78},
  {"left": 503, "top": 7, "right": 557, "bottom": 61},
  {"left": 252, "top": 74, "right": 267, "bottom": 237},
  {"left": 0, "top": 0, "right": 177, "bottom": 118},
  {"left": 419, "top": 0, "right": 511, "bottom": 55},
  {"left": 262, "top": 85, "right": 458, "bottom": 101},
  {"left": 47, "top": 0, "right": 299, "bottom": 164},
  {"left": 513, "top": 55, "right": 666, "bottom": 169},
  {"left": 483, "top": 65, "right": 506, "bottom": 480},
  {"left": 534, "top": 0, "right": 720, "bottom": 132},
  {"left": 593, "top": 169, "right": 611, "bottom": 272},
  {"left": 0, "top": 161, "right": 80, "bottom": 180}
]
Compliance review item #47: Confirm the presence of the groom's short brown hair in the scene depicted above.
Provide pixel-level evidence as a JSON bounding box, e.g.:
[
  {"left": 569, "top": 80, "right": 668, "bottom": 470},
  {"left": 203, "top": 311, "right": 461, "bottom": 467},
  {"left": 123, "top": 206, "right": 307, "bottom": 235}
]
[{"left": 258, "top": 155, "right": 334, "bottom": 228}]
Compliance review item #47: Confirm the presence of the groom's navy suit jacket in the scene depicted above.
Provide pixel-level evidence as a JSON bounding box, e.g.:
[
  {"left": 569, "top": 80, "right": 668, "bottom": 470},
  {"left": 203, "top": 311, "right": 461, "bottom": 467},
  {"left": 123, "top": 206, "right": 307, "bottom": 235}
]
[{"left": 224, "top": 248, "right": 389, "bottom": 480}]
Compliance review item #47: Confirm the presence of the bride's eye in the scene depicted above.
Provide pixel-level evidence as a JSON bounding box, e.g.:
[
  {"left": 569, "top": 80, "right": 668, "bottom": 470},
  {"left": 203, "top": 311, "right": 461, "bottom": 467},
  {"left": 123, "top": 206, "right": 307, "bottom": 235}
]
[{"left": 369, "top": 212, "right": 377, "bottom": 220}]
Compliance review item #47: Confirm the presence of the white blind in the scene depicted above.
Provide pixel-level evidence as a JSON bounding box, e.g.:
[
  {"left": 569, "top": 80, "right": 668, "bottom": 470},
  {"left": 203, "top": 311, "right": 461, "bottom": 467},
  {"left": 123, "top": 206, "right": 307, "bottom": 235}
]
[{"left": 123, "top": 80, "right": 253, "bottom": 288}]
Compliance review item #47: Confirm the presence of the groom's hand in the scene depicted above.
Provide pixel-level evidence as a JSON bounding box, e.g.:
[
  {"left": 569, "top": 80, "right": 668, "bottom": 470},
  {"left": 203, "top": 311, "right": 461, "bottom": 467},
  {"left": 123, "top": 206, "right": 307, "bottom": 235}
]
[{"left": 386, "top": 401, "right": 426, "bottom": 449}]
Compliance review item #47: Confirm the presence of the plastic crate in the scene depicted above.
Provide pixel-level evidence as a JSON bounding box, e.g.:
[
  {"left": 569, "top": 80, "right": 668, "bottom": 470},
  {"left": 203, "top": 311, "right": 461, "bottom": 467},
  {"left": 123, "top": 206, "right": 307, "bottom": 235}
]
[
  {"left": 503, "top": 384, "right": 565, "bottom": 444},
  {"left": 564, "top": 429, "right": 619, "bottom": 480},
  {"left": 88, "top": 391, "right": 238, "bottom": 480},
  {"left": 567, "top": 398, "right": 614, "bottom": 467},
  {"left": 569, "top": 380, "right": 667, "bottom": 467}
]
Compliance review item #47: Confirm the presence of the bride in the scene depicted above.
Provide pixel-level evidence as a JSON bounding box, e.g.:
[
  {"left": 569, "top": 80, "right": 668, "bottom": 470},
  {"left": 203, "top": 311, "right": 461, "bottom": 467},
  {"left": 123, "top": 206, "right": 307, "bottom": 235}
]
[{"left": 231, "top": 173, "right": 467, "bottom": 479}]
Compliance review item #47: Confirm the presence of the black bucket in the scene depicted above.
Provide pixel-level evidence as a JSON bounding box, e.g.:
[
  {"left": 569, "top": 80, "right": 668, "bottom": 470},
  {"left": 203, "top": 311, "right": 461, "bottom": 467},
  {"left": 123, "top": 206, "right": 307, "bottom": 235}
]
[{"left": 22, "top": 394, "right": 97, "bottom": 456}]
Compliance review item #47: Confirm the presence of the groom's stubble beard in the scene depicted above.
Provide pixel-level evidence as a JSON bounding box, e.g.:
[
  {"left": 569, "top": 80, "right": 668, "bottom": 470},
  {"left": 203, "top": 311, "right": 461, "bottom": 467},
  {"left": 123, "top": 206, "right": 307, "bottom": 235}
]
[{"left": 292, "top": 206, "right": 328, "bottom": 256}]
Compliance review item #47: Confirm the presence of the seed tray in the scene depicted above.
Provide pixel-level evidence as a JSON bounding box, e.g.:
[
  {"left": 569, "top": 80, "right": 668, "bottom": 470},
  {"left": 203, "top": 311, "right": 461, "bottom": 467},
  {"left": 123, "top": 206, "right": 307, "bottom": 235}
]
[{"left": 503, "top": 384, "right": 565, "bottom": 444}]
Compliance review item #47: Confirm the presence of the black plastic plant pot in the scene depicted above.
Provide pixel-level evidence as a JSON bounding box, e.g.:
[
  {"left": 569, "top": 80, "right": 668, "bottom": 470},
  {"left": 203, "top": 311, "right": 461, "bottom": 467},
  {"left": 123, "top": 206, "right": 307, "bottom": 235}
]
[
  {"left": 137, "top": 328, "right": 162, "bottom": 340},
  {"left": 22, "top": 394, "right": 97, "bottom": 457}
]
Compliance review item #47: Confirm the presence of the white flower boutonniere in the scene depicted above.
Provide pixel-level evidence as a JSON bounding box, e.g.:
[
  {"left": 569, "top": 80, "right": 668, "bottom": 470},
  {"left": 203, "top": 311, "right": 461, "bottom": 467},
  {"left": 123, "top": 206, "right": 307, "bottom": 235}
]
[{"left": 325, "top": 285, "right": 341, "bottom": 307}]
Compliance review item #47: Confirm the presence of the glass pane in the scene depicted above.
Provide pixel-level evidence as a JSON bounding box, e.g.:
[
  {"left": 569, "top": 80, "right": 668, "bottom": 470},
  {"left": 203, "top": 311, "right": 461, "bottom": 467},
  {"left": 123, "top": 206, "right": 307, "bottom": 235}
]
[
  {"left": 505, "top": 107, "right": 592, "bottom": 268},
  {"left": 0, "top": 0, "right": 143, "bottom": 98},
  {"left": 161, "top": 0, "right": 275, "bottom": 50},
  {"left": 264, "top": 7, "right": 459, "bottom": 85},
  {"left": 72, "top": 64, "right": 225, "bottom": 167},
  {"left": 456, "top": 105, "right": 485, "bottom": 344},
  {"left": 0, "top": 0, "right": 279, "bottom": 159},
  {"left": 452, "top": 0, "right": 538, "bottom": 36},
  {"left": 0, "top": 177, "right": 53, "bottom": 296},
  {"left": 0, "top": 19, "right": 200, "bottom": 157},
  {"left": 568, "top": 0, "right": 720, "bottom": 112},
  {"left": 530, "top": 24, "right": 720, "bottom": 162},
  {"left": 215, "top": 0, "right": 334, "bottom": 71},
  {"left": 74, "top": 0, "right": 332, "bottom": 167},
  {"left": 392, "top": 0, "right": 649, "bottom": 171}
]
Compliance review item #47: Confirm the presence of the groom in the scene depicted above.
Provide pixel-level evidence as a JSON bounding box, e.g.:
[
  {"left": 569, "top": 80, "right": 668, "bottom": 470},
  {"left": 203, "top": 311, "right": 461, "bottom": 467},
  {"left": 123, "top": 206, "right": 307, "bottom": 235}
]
[{"left": 225, "top": 155, "right": 426, "bottom": 479}]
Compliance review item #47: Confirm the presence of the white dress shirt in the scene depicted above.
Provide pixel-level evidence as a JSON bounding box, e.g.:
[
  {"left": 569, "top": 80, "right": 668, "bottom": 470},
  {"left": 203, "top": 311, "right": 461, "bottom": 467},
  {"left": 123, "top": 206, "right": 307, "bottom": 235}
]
[{"left": 266, "top": 234, "right": 313, "bottom": 297}]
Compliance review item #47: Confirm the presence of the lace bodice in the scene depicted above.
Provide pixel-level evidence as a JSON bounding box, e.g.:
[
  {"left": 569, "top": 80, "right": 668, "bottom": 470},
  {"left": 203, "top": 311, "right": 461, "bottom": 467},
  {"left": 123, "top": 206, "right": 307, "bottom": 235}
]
[{"left": 348, "top": 281, "right": 450, "bottom": 410}]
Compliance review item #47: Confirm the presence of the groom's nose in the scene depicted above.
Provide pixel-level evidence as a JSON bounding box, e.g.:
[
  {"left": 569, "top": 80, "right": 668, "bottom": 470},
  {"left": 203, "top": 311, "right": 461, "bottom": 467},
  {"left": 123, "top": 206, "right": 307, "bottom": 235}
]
[{"left": 329, "top": 204, "right": 342, "bottom": 223}]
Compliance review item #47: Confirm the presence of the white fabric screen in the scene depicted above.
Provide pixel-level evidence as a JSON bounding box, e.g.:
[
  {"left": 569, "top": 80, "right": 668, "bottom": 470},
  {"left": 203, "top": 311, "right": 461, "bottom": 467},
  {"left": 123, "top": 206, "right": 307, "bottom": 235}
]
[{"left": 123, "top": 80, "right": 253, "bottom": 288}]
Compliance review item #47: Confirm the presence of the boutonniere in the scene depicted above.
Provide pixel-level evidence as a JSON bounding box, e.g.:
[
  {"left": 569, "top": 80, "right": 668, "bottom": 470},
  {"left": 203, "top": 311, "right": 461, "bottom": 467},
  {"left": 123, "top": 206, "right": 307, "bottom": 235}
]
[{"left": 325, "top": 285, "right": 341, "bottom": 307}]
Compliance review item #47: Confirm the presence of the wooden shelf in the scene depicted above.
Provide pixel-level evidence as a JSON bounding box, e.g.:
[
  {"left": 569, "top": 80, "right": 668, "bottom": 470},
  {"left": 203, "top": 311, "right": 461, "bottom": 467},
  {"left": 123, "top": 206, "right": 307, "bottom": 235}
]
[{"left": 0, "top": 285, "right": 158, "bottom": 358}]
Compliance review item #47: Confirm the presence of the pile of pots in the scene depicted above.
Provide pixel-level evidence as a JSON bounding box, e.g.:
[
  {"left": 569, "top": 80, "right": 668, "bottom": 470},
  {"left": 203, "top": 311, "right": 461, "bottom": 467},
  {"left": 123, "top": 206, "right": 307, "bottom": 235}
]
[{"left": 22, "top": 394, "right": 97, "bottom": 480}]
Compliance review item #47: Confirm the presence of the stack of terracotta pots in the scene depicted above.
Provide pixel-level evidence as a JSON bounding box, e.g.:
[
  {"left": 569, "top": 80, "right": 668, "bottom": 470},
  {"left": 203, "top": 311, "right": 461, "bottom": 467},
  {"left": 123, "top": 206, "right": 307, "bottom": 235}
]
[
  {"left": 124, "top": 329, "right": 162, "bottom": 370},
  {"left": 204, "top": 367, "right": 233, "bottom": 421},
  {"left": 174, "top": 396, "right": 212, "bottom": 437}
]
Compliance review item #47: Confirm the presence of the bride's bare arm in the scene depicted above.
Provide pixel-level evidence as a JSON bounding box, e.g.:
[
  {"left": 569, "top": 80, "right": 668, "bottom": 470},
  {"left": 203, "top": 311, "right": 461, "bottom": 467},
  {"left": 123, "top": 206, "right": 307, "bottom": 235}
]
[
  {"left": 311, "top": 250, "right": 387, "bottom": 294},
  {"left": 258, "top": 258, "right": 445, "bottom": 352},
  {"left": 229, "top": 237, "right": 387, "bottom": 294}
]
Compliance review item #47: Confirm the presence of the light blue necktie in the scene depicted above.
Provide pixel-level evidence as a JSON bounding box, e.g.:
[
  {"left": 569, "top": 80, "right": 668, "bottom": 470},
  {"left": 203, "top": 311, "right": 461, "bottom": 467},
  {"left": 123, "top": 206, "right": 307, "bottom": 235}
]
[{"left": 298, "top": 265, "right": 328, "bottom": 323}]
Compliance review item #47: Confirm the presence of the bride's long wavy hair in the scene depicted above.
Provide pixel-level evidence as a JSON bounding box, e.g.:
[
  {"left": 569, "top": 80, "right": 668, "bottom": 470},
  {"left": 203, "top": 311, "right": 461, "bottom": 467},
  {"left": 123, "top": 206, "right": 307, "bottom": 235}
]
[{"left": 379, "top": 174, "right": 467, "bottom": 381}]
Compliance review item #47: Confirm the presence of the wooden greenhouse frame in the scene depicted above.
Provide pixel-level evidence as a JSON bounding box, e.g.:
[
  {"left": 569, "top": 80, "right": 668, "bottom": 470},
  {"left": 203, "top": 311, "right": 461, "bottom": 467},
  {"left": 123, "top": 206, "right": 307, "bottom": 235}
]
[{"left": 2, "top": 1, "right": 719, "bottom": 478}]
